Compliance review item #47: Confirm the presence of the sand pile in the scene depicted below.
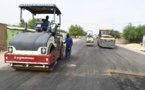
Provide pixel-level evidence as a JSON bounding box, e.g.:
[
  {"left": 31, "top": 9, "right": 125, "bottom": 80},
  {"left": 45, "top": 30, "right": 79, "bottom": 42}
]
[{"left": 125, "top": 43, "right": 145, "bottom": 51}]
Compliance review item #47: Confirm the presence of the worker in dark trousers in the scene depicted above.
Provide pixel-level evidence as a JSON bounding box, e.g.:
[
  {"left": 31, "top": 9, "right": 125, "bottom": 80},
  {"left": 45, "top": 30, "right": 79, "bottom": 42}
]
[{"left": 64, "top": 34, "right": 73, "bottom": 59}]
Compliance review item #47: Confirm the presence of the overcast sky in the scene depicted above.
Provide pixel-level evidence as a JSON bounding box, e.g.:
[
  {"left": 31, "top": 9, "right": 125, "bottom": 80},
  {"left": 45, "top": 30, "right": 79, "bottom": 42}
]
[{"left": 1, "top": 0, "right": 145, "bottom": 34}]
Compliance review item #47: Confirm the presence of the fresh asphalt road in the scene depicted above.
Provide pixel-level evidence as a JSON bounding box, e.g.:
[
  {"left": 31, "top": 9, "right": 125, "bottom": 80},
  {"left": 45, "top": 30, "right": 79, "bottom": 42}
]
[{"left": 1, "top": 38, "right": 145, "bottom": 90}]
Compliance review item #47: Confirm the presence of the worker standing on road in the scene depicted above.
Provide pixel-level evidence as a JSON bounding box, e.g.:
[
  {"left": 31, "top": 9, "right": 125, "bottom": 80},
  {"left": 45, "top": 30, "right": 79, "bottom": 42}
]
[{"left": 64, "top": 33, "right": 73, "bottom": 59}]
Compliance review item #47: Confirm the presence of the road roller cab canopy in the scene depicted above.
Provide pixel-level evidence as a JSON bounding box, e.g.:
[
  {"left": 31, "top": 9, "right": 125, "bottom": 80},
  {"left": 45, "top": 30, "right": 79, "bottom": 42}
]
[
  {"left": 19, "top": 4, "right": 61, "bottom": 15},
  {"left": 99, "top": 29, "right": 112, "bottom": 37},
  {"left": 19, "top": 4, "right": 61, "bottom": 31}
]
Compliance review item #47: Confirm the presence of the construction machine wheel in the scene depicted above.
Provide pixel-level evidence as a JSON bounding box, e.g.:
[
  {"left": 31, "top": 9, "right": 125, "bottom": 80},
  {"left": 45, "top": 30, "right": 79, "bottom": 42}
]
[
  {"left": 49, "top": 61, "right": 57, "bottom": 71},
  {"left": 47, "top": 44, "right": 55, "bottom": 54},
  {"left": 12, "top": 65, "right": 51, "bottom": 71},
  {"left": 47, "top": 44, "right": 56, "bottom": 71},
  {"left": 12, "top": 61, "right": 57, "bottom": 72},
  {"left": 59, "top": 42, "right": 64, "bottom": 59}
]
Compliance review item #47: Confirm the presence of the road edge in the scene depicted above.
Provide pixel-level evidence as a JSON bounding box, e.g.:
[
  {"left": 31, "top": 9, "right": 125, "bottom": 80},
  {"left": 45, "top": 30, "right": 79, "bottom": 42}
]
[{"left": 116, "top": 44, "right": 145, "bottom": 55}]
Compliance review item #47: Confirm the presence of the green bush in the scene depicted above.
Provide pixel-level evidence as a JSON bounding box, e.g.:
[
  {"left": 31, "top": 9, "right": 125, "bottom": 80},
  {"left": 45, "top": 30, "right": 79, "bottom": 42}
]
[{"left": 123, "top": 23, "right": 145, "bottom": 43}]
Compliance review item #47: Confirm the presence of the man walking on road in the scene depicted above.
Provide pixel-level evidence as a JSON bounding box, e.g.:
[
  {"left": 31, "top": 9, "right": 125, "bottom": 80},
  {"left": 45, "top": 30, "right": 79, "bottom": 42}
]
[{"left": 64, "top": 33, "right": 73, "bottom": 59}]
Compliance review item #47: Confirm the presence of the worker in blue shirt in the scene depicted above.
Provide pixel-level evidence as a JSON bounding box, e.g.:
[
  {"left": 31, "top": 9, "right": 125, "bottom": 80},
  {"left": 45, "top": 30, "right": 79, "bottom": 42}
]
[
  {"left": 42, "top": 16, "right": 50, "bottom": 32},
  {"left": 64, "top": 33, "right": 73, "bottom": 59},
  {"left": 88, "top": 33, "right": 92, "bottom": 37}
]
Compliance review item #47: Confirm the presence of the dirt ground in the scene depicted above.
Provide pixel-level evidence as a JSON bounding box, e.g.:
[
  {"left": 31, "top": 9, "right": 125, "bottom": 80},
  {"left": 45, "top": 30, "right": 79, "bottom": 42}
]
[
  {"left": 125, "top": 43, "right": 145, "bottom": 51},
  {"left": 0, "top": 51, "right": 5, "bottom": 61},
  {"left": 116, "top": 38, "right": 145, "bottom": 51}
]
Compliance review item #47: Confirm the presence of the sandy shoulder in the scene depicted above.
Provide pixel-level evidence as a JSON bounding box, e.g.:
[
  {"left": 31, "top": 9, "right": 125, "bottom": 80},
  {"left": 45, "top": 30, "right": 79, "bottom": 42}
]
[{"left": 124, "top": 43, "right": 145, "bottom": 51}]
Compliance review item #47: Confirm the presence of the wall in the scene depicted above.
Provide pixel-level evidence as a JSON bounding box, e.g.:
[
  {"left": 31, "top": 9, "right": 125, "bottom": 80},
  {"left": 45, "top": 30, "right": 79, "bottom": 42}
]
[
  {"left": 0, "top": 24, "right": 23, "bottom": 51},
  {"left": 0, "top": 23, "right": 7, "bottom": 51}
]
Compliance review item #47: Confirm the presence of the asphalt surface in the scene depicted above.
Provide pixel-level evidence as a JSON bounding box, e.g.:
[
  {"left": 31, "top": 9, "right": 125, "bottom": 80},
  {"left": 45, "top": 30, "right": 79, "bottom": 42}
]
[{"left": 1, "top": 38, "right": 145, "bottom": 90}]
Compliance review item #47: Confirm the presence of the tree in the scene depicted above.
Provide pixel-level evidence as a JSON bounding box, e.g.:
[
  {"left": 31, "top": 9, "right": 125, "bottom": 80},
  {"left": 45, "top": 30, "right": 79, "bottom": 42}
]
[
  {"left": 136, "top": 25, "right": 145, "bottom": 42},
  {"left": 27, "top": 18, "right": 38, "bottom": 29},
  {"left": 123, "top": 23, "right": 138, "bottom": 42},
  {"left": 59, "top": 29, "right": 67, "bottom": 33},
  {"left": 123, "top": 23, "right": 145, "bottom": 43},
  {"left": 68, "top": 24, "right": 86, "bottom": 36},
  {"left": 18, "top": 18, "right": 38, "bottom": 29},
  {"left": 110, "top": 30, "right": 121, "bottom": 38},
  {"left": 18, "top": 23, "right": 24, "bottom": 27}
]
